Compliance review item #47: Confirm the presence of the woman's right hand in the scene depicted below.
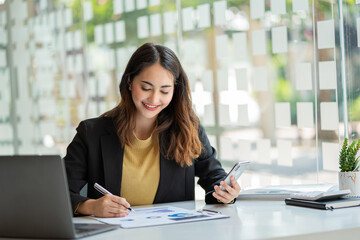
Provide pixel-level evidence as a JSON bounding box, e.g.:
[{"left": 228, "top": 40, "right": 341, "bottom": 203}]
[{"left": 77, "top": 194, "right": 131, "bottom": 218}]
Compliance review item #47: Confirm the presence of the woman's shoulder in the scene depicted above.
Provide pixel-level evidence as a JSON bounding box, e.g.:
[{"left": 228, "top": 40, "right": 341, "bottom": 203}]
[{"left": 78, "top": 116, "right": 115, "bottom": 134}]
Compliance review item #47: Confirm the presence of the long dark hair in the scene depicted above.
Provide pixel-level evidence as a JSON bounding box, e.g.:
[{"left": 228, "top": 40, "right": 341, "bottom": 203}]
[{"left": 102, "top": 43, "right": 201, "bottom": 166}]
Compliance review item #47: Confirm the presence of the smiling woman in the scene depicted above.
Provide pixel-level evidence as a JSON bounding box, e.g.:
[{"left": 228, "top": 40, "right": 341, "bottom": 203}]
[{"left": 64, "top": 43, "right": 241, "bottom": 218}]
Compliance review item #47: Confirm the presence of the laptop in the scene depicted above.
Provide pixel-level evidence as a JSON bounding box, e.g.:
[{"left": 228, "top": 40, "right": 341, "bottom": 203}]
[{"left": 0, "top": 155, "right": 117, "bottom": 239}]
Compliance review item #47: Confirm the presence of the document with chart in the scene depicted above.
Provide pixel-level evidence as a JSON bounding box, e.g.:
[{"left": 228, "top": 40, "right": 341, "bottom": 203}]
[{"left": 95, "top": 206, "right": 229, "bottom": 228}]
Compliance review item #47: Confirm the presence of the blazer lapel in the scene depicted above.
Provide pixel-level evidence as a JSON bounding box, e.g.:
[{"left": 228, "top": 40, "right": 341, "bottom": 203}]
[{"left": 101, "top": 130, "right": 123, "bottom": 196}]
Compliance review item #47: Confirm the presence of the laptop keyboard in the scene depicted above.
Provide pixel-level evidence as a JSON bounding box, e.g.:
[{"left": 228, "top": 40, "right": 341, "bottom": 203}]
[{"left": 75, "top": 223, "right": 117, "bottom": 237}]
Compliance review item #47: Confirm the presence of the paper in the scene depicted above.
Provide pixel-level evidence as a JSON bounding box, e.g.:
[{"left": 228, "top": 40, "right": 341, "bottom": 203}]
[
  {"left": 357, "top": 18, "right": 360, "bottom": 47},
  {"left": 115, "top": 20, "right": 126, "bottom": 42},
  {"left": 164, "top": 11, "right": 176, "bottom": 34},
  {"left": 277, "top": 140, "right": 292, "bottom": 166},
  {"left": 94, "top": 25, "right": 104, "bottom": 45},
  {"left": 213, "top": 1, "right": 226, "bottom": 26},
  {"left": 182, "top": 7, "right": 194, "bottom": 31},
  {"left": 275, "top": 102, "right": 291, "bottom": 128},
  {"left": 197, "top": 4, "right": 210, "bottom": 28},
  {"left": 95, "top": 206, "right": 228, "bottom": 229},
  {"left": 149, "top": 0, "right": 160, "bottom": 6},
  {"left": 215, "top": 34, "right": 228, "bottom": 59},
  {"left": 322, "top": 142, "right": 340, "bottom": 171},
  {"left": 252, "top": 29, "right": 266, "bottom": 56},
  {"left": 217, "top": 68, "right": 228, "bottom": 91},
  {"left": 320, "top": 102, "right": 339, "bottom": 131},
  {"left": 137, "top": 16, "right": 149, "bottom": 39},
  {"left": 272, "top": 26, "right": 288, "bottom": 54},
  {"left": 252, "top": 66, "right": 268, "bottom": 92},
  {"left": 105, "top": 22, "right": 114, "bottom": 44},
  {"left": 295, "top": 62, "right": 312, "bottom": 90},
  {"left": 236, "top": 68, "right": 248, "bottom": 91},
  {"left": 297, "top": 102, "right": 314, "bottom": 128},
  {"left": 257, "top": 139, "right": 271, "bottom": 164},
  {"left": 136, "top": 0, "right": 147, "bottom": 10},
  {"left": 150, "top": 14, "right": 161, "bottom": 37},
  {"left": 250, "top": 0, "right": 265, "bottom": 19},
  {"left": 113, "top": 0, "right": 124, "bottom": 15},
  {"left": 319, "top": 61, "right": 337, "bottom": 90},
  {"left": 201, "top": 70, "right": 213, "bottom": 92},
  {"left": 317, "top": 20, "right": 335, "bottom": 49},
  {"left": 233, "top": 32, "right": 247, "bottom": 60},
  {"left": 293, "top": 0, "right": 309, "bottom": 12},
  {"left": 237, "top": 140, "right": 252, "bottom": 161},
  {"left": 125, "top": 0, "right": 135, "bottom": 12},
  {"left": 220, "top": 136, "right": 234, "bottom": 160},
  {"left": 238, "top": 104, "right": 250, "bottom": 126},
  {"left": 271, "top": 0, "right": 286, "bottom": 14},
  {"left": 83, "top": 1, "right": 93, "bottom": 21}
]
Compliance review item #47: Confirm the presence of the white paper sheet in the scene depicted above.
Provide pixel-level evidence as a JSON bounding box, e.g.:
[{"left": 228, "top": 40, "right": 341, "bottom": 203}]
[
  {"left": 250, "top": 0, "right": 265, "bottom": 19},
  {"left": 252, "top": 29, "right": 266, "bottom": 56},
  {"left": 220, "top": 136, "right": 234, "bottom": 160},
  {"left": 96, "top": 206, "right": 228, "bottom": 229},
  {"left": 217, "top": 68, "right": 228, "bottom": 91},
  {"left": 320, "top": 102, "right": 339, "bottom": 131},
  {"left": 136, "top": 0, "right": 147, "bottom": 10},
  {"left": 275, "top": 102, "right": 291, "bottom": 128},
  {"left": 233, "top": 32, "right": 247, "bottom": 60},
  {"left": 257, "top": 139, "right": 271, "bottom": 164},
  {"left": 277, "top": 140, "right": 292, "bottom": 166},
  {"left": 164, "top": 11, "right": 176, "bottom": 34},
  {"left": 105, "top": 22, "right": 114, "bottom": 44},
  {"left": 201, "top": 70, "right": 213, "bottom": 92},
  {"left": 271, "top": 0, "right": 286, "bottom": 14},
  {"left": 125, "top": 0, "right": 135, "bottom": 12},
  {"left": 137, "top": 16, "right": 149, "bottom": 39},
  {"left": 237, "top": 140, "right": 252, "bottom": 161},
  {"left": 319, "top": 61, "right": 337, "bottom": 90},
  {"left": 236, "top": 68, "right": 248, "bottom": 91},
  {"left": 292, "top": 0, "right": 309, "bottom": 12},
  {"left": 94, "top": 25, "right": 104, "bottom": 45},
  {"left": 297, "top": 102, "right": 314, "bottom": 128},
  {"left": 238, "top": 104, "right": 250, "bottom": 126},
  {"left": 272, "top": 26, "right": 288, "bottom": 54},
  {"left": 197, "top": 4, "right": 210, "bottom": 28},
  {"left": 317, "top": 20, "right": 335, "bottom": 49},
  {"left": 322, "top": 142, "right": 340, "bottom": 171},
  {"left": 84, "top": 1, "right": 93, "bottom": 21},
  {"left": 182, "top": 7, "right": 194, "bottom": 31},
  {"left": 252, "top": 66, "right": 268, "bottom": 91},
  {"left": 215, "top": 34, "right": 228, "bottom": 59},
  {"left": 115, "top": 20, "right": 126, "bottom": 42},
  {"left": 214, "top": 1, "right": 226, "bottom": 26},
  {"left": 113, "top": 0, "right": 124, "bottom": 15},
  {"left": 295, "top": 62, "right": 312, "bottom": 90},
  {"left": 150, "top": 13, "right": 161, "bottom": 36}
]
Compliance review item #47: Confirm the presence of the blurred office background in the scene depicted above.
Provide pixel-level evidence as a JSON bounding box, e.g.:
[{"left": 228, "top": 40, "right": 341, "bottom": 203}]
[{"left": 1, "top": 0, "right": 360, "bottom": 196}]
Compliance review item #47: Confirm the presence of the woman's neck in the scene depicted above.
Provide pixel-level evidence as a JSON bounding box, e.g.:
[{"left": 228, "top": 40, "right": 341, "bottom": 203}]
[{"left": 134, "top": 116, "right": 156, "bottom": 140}]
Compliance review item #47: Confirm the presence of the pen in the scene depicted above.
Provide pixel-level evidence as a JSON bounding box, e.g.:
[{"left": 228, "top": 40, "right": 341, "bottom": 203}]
[
  {"left": 94, "top": 183, "right": 135, "bottom": 212},
  {"left": 200, "top": 208, "right": 222, "bottom": 214}
]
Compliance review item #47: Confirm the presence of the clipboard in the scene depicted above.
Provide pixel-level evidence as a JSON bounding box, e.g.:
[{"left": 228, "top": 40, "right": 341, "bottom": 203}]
[{"left": 95, "top": 206, "right": 229, "bottom": 228}]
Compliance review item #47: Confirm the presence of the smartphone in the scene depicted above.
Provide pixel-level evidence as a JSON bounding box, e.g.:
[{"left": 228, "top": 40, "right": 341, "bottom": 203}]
[{"left": 220, "top": 161, "right": 250, "bottom": 191}]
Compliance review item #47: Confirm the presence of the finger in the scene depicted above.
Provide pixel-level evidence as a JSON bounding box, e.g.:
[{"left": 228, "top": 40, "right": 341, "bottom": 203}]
[
  {"left": 212, "top": 191, "right": 232, "bottom": 204},
  {"left": 219, "top": 180, "right": 237, "bottom": 196},
  {"left": 230, "top": 176, "right": 241, "bottom": 192},
  {"left": 109, "top": 195, "right": 131, "bottom": 208},
  {"left": 214, "top": 185, "right": 233, "bottom": 200}
]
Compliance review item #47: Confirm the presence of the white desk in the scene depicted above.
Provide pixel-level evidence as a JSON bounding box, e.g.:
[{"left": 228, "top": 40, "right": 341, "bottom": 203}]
[{"left": 74, "top": 200, "right": 360, "bottom": 240}]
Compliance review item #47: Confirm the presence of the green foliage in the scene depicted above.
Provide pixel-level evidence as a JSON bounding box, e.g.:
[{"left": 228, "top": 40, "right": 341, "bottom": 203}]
[{"left": 339, "top": 138, "right": 360, "bottom": 172}]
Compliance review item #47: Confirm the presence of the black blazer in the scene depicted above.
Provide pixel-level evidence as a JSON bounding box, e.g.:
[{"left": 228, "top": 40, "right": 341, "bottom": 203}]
[{"left": 64, "top": 117, "right": 227, "bottom": 209}]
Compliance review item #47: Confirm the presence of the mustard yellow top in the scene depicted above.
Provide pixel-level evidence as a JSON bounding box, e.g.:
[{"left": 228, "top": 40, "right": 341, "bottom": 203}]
[{"left": 120, "top": 133, "right": 160, "bottom": 206}]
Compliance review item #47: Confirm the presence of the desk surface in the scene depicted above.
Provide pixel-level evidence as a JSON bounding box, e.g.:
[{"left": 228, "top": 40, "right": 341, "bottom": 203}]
[{"left": 74, "top": 200, "right": 360, "bottom": 240}]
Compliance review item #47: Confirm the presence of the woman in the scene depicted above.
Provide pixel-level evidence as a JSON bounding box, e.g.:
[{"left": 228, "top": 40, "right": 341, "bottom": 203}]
[{"left": 64, "top": 43, "right": 240, "bottom": 218}]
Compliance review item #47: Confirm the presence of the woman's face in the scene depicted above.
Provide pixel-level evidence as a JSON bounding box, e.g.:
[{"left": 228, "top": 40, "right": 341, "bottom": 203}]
[{"left": 130, "top": 62, "right": 175, "bottom": 123}]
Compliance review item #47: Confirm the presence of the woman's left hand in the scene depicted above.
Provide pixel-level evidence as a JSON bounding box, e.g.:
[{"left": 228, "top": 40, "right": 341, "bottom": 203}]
[{"left": 212, "top": 176, "right": 241, "bottom": 203}]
